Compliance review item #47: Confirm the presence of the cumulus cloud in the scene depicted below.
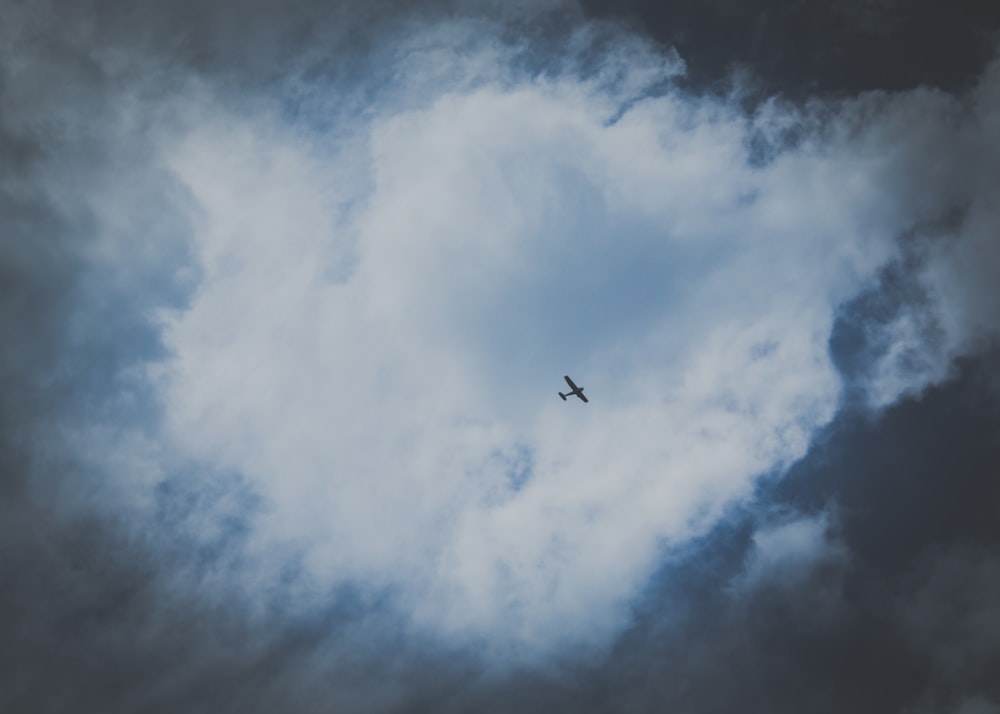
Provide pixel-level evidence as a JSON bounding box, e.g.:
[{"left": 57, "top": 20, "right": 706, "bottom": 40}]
[
  {"left": 5, "top": 0, "right": 1000, "bottom": 673},
  {"left": 123, "top": 30, "right": 994, "bottom": 658}
]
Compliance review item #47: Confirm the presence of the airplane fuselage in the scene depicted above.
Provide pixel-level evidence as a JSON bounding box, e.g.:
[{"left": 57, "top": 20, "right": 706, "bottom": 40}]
[{"left": 559, "top": 375, "right": 589, "bottom": 403}]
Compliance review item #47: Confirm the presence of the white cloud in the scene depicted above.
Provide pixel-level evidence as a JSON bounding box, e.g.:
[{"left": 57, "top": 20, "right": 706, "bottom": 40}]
[
  {"left": 59, "top": 26, "right": 999, "bottom": 661},
  {"left": 149, "top": 71, "right": 864, "bottom": 656},
  {"left": 740, "top": 510, "right": 848, "bottom": 585},
  {"left": 863, "top": 306, "right": 952, "bottom": 409}
]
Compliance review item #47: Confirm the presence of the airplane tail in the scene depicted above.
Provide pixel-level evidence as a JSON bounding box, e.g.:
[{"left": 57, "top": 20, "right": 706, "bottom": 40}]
[{"left": 559, "top": 392, "right": 567, "bottom": 401}]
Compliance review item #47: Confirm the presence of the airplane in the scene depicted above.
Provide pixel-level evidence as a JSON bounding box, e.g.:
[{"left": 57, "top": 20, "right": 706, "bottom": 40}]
[{"left": 559, "top": 375, "right": 589, "bottom": 403}]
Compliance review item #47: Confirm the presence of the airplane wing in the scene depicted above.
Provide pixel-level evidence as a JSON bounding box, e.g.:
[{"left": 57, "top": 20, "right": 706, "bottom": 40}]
[
  {"left": 564, "top": 375, "right": 578, "bottom": 390},
  {"left": 578, "top": 393, "right": 589, "bottom": 403}
]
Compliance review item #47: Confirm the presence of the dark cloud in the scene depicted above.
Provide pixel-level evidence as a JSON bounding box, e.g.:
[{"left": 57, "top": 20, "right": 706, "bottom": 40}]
[
  {"left": 775, "top": 353, "right": 1000, "bottom": 574},
  {"left": 581, "top": 0, "right": 1000, "bottom": 97},
  {"left": 900, "top": 544, "right": 1000, "bottom": 701}
]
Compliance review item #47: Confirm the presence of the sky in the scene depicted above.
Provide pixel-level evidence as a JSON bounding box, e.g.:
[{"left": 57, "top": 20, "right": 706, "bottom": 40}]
[{"left": 2, "top": 0, "right": 1000, "bottom": 711}]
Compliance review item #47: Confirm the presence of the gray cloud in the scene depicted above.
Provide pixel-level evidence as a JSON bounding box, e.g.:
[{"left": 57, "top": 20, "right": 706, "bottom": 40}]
[
  {"left": 581, "top": 0, "right": 1000, "bottom": 97},
  {"left": 900, "top": 545, "right": 1000, "bottom": 702}
]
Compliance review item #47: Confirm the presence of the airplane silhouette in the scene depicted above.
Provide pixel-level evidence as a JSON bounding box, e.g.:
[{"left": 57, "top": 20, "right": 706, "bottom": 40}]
[{"left": 559, "top": 375, "right": 588, "bottom": 403}]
